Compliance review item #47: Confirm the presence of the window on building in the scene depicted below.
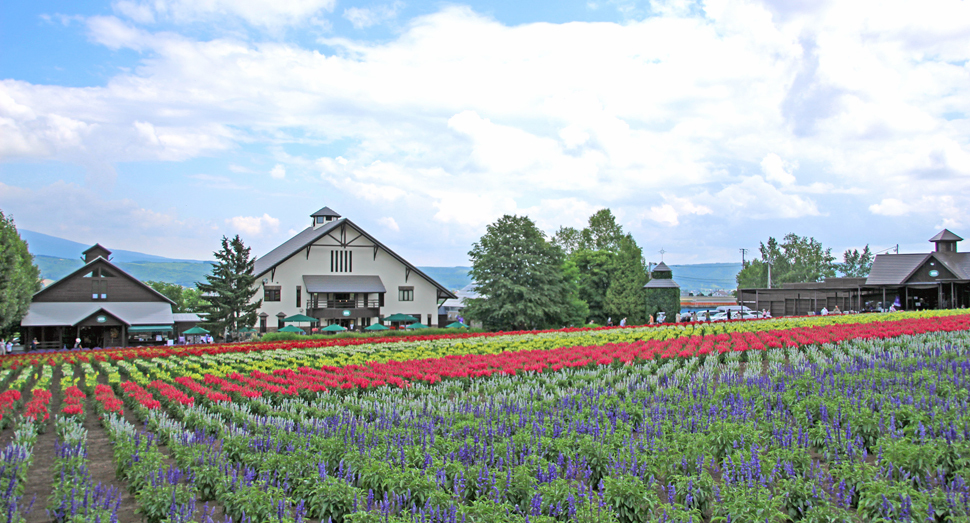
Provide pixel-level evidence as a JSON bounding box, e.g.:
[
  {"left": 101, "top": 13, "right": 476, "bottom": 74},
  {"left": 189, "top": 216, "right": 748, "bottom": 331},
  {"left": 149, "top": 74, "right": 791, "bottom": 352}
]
[
  {"left": 259, "top": 317, "right": 267, "bottom": 333},
  {"left": 100, "top": 280, "right": 108, "bottom": 300},
  {"left": 92, "top": 281, "right": 99, "bottom": 300},
  {"left": 296, "top": 286, "right": 302, "bottom": 308},
  {"left": 399, "top": 287, "right": 414, "bottom": 302},
  {"left": 331, "top": 250, "right": 353, "bottom": 273},
  {"left": 264, "top": 287, "right": 281, "bottom": 302}
]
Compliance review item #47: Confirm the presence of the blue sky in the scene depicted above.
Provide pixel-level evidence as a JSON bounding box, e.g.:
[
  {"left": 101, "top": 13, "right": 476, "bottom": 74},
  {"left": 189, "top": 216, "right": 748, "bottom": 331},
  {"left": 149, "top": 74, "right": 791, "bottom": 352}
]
[{"left": 1, "top": 0, "right": 969, "bottom": 266}]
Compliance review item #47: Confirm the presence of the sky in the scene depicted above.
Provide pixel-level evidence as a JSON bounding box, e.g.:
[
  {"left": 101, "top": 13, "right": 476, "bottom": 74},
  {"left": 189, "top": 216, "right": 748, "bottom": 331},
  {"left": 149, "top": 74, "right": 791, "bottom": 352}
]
[{"left": 1, "top": 0, "right": 969, "bottom": 267}]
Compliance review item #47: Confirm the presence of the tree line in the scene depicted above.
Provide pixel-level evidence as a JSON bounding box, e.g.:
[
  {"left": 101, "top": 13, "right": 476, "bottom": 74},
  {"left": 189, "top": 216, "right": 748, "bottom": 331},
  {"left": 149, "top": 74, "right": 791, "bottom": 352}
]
[{"left": 464, "top": 210, "right": 651, "bottom": 331}]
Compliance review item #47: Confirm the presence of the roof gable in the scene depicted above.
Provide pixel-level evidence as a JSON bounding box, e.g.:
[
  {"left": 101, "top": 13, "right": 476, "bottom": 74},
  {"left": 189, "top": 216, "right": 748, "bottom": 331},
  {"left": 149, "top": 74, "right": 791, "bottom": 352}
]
[
  {"left": 254, "top": 218, "right": 456, "bottom": 299},
  {"left": 865, "top": 254, "right": 929, "bottom": 285},
  {"left": 930, "top": 229, "right": 963, "bottom": 242},
  {"left": 905, "top": 255, "right": 958, "bottom": 284},
  {"left": 33, "top": 257, "right": 176, "bottom": 305},
  {"left": 311, "top": 206, "right": 341, "bottom": 217}
]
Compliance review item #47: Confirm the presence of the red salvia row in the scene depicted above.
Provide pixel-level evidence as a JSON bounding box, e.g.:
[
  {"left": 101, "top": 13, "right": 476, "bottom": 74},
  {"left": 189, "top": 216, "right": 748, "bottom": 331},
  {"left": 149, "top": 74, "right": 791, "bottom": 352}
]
[
  {"left": 94, "top": 384, "right": 124, "bottom": 416},
  {"left": 119, "top": 381, "right": 161, "bottom": 410},
  {"left": 173, "top": 377, "right": 231, "bottom": 403},
  {"left": 61, "top": 385, "right": 86, "bottom": 417},
  {"left": 24, "top": 389, "right": 52, "bottom": 423},
  {"left": 148, "top": 380, "right": 195, "bottom": 406}
]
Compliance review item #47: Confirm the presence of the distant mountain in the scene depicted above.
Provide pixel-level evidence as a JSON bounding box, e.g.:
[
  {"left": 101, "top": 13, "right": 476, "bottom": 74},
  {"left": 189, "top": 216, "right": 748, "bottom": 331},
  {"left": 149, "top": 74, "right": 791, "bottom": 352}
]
[
  {"left": 34, "top": 255, "right": 215, "bottom": 288},
  {"left": 20, "top": 229, "right": 205, "bottom": 263},
  {"left": 419, "top": 263, "right": 742, "bottom": 293},
  {"left": 418, "top": 267, "right": 473, "bottom": 292}
]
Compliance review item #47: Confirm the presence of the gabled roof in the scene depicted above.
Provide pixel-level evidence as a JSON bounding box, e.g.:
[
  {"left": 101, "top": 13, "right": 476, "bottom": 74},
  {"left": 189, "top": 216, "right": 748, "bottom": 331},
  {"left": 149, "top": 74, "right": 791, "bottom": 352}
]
[
  {"left": 21, "top": 302, "right": 174, "bottom": 327},
  {"left": 866, "top": 254, "right": 929, "bottom": 285},
  {"left": 33, "top": 257, "right": 176, "bottom": 305},
  {"left": 254, "top": 218, "right": 457, "bottom": 299},
  {"left": 930, "top": 229, "right": 963, "bottom": 242},
  {"left": 82, "top": 243, "right": 112, "bottom": 256},
  {"left": 311, "top": 206, "right": 341, "bottom": 218},
  {"left": 645, "top": 279, "right": 680, "bottom": 288},
  {"left": 866, "top": 252, "right": 970, "bottom": 285}
]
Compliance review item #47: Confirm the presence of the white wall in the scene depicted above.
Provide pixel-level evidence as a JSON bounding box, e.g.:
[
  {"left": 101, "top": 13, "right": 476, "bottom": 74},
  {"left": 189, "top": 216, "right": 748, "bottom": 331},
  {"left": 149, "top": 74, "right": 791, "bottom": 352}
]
[{"left": 250, "top": 220, "right": 441, "bottom": 328}]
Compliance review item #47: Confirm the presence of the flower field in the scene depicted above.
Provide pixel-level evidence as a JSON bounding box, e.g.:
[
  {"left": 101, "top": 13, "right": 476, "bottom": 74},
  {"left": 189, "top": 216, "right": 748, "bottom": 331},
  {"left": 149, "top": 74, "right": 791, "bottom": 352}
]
[{"left": 1, "top": 311, "right": 969, "bottom": 522}]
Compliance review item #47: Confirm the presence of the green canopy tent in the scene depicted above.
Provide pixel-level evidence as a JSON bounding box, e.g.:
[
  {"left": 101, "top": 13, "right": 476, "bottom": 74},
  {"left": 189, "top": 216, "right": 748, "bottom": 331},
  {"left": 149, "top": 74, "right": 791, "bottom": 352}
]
[
  {"left": 383, "top": 313, "right": 417, "bottom": 330},
  {"left": 182, "top": 326, "right": 210, "bottom": 335},
  {"left": 445, "top": 322, "right": 468, "bottom": 329},
  {"left": 237, "top": 327, "right": 256, "bottom": 333},
  {"left": 283, "top": 314, "right": 319, "bottom": 327},
  {"left": 278, "top": 325, "right": 305, "bottom": 333},
  {"left": 406, "top": 322, "right": 428, "bottom": 329},
  {"left": 321, "top": 323, "right": 347, "bottom": 332},
  {"left": 364, "top": 323, "right": 389, "bottom": 331}
]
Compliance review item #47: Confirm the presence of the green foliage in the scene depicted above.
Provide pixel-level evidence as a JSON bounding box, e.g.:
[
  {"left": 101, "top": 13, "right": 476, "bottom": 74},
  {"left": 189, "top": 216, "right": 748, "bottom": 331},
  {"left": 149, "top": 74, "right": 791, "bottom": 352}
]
[
  {"left": 605, "top": 235, "right": 648, "bottom": 324},
  {"left": 579, "top": 209, "right": 625, "bottom": 252},
  {"left": 737, "top": 233, "right": 836, "bottom": 288},
  {"left": 195, "top": 235, "right": 260, "bottom": 338},
  {"left": 465, "top": 215, "right": 576, "bottom": 331},
  {"left": 561, "top": 258, "right": 591, "bottom": 327},
  {"left": 0, "top": 211, "right": 41, "bottom": 336},
  {"left": 552, "top": 226, "right": 582, "bottom": 257},
  {"left": 570, "top": 249, "right": 615, "bottom": 324},
  {"left": 841, "top": 245, "right": 873, "bottom": 277},
  {"left": 644, "top": 287, "right": 679, "bottom": 322},
  {"left": 145, "top": 280, "right": 207, "bottom": 313}
]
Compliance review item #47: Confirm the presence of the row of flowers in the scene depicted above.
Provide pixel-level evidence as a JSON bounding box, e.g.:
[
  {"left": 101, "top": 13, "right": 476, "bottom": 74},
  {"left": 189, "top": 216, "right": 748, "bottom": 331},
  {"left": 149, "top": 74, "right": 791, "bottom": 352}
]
[{"left": 3, "top": 309, "right": 964, "bottom": 370}]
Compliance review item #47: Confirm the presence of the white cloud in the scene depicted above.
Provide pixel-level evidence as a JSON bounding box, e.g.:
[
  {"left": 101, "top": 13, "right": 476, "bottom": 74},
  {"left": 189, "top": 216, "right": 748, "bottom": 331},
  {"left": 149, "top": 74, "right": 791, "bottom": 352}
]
[
  {"left": 640, "top": 194, "right": 713, "bottom": 226},
  {"left": 344, "top": 2, "right": 403, "bottom": 29},
  {"left": 111, "top": 0, "right": 336, "bottom": 30},
  {"left": 869, "top": 198, "right": 911, "bottom": 216},
  {"left": 226, "top": 213, "right": 280, "bottom": 235},
  {"left": 760, "top": 153, "right": 797, "bottom": 186},
  {"left": 377, "top": 216, "right": 400, "bottom": 231},
  {"left": 270, "top": 164, "right": 286, "bottom": 179},
  {"left": 713, "top": 176, "right": 821, "bottom": 219}
]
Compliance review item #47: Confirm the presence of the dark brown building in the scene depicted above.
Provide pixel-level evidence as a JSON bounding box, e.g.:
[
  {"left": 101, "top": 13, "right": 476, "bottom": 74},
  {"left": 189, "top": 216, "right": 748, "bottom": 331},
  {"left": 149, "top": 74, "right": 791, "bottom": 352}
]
[
  {"left": 739, "top": 229, "right": 970, "bottom": 316},
  {"left": 21, "top": 244, "right": 200, "bottom": 349}
]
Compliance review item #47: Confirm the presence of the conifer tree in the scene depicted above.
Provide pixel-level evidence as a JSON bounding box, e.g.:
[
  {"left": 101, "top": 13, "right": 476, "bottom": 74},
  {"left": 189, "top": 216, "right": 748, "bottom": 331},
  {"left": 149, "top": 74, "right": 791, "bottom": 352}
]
[
  {"left": 196, "top": 235, "right": 260, "bottom": 339},
  {"left": 605, "top": 234, "right": 649, "bottom": 324}
]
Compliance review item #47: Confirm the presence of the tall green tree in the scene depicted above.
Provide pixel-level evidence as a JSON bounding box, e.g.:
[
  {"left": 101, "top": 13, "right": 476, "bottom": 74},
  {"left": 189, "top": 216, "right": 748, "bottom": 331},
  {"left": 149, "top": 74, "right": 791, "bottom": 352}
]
[
  {"left": 465, "top": 215, "right": 575, "bottom": 331},
  {"left": 841, "top": 245, "right": 873, "bottom": 277},
  {"left": 560, "top": 258, "right": 590, "bottom": 327},
  {"left": 146, "top": 281, "right": 207, "bottom": 313},
  {"left": 569, "top": 249, "right": 615, "bottom": 324},
  {"left": 737, "top": 233, "right": 836, "bottom": 288},
  {"left": 0, "top": 211, "right": 41, "bottom": 336},
  {"left": 579, "top": 209, "right": 625, "bottom": 252},
  {"left": 551, "top": 226, "right": 582, "bottom": 257},
  {"left": 605, "top": 234, "right": 649, "bottom": 324},
  {"left": 195, "top": 235, "right": 260, "bottom": 339}
]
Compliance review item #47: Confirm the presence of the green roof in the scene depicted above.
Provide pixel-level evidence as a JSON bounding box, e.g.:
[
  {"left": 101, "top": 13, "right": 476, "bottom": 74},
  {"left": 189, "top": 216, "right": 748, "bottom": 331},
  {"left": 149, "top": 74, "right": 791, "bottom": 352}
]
[
  {"left": 283, "top": 314, "right": 318, "bottom": 323},
  {"left": 384, "top": 313, "right": 418, "bottom": 322},
  {"left": 128, "top": 325, "right": 174, "bottom": 333}
]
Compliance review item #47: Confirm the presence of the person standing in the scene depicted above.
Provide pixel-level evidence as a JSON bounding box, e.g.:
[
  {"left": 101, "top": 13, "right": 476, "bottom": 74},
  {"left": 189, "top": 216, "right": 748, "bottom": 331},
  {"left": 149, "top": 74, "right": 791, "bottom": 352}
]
[
  {"left": 30, "top": 338, "right": 37, "bottom": 352},
  {"left": 74, "top": 337, "right": 82, "bottom": 349},
  {"left": 619, "top": 317, "right": 627, "bottom": 327},
  {"left": 5, "top": 340, "right": 12, "bottom": 354}
]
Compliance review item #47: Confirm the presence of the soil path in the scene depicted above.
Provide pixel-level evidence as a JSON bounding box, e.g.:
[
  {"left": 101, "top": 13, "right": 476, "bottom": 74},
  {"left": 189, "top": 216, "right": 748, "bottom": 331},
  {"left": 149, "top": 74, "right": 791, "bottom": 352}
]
[
  {"left": 82, "top": 371, "right": 140, "bottom": 523},
  {"left": 23, "top": 366, "right": 61, "bottom": 523}
]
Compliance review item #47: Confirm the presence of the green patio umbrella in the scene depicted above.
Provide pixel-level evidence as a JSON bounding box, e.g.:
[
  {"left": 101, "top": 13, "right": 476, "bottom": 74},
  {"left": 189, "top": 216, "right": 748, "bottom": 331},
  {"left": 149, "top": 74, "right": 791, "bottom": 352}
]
[
  {"left": 364, "top": 323, "right": 389, "bottom": 331},
  {"left": 406, "top": 322, "right": 428, "bottom": 329},
  {"left": 321, "top": 323, "right": 347, "bottom": 332},
  {"left": 278, "top": 325, "right": 305, "bottom": 333},
  {"left": 383, "top": 313, "right": 418, "bottom": 323},
  {"left": 237, "top": 327, "right": 256, "bottom": 333},
  {"left": 445, "top": 322, "right": 468, "bottom": 329},
  {"left": 182, "top": 326, "right": 210, "bottom": 334},
  {"left": 283, "top": 314, "right": 318, "bottom": 324}
]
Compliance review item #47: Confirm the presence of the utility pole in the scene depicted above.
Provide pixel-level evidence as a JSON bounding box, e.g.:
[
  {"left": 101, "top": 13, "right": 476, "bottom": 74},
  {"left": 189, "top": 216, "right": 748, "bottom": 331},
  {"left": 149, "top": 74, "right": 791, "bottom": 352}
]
[
  {"left": 767, "top": 257, "right": 773, "bottom": 289},
  {"left": 739, "top": 248, "right": 748, "bottom": 266}
]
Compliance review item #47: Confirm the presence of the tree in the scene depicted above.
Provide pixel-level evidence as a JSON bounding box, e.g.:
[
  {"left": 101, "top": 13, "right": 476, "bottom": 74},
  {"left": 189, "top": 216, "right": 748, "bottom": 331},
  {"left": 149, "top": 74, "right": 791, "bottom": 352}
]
[
  {"left": 465, "top": 215, "right": 575, "bottom": 331},
  {"left": 605, "top": 234, "right": 649, "bottom": 324},
  {"left": 841, "top": 245, "right": 873, "bottom": 277},
  {"left": 552, "top": 226, "right": 582, "bottom": 257},
  {"left": 195, "top": 235, "right": 260, "bottom": 339},
  {"left": 579, "top": 209, "right": 624, "bottom": 252},
  {"left": 560, "top": 258, "right": 590, "bottom": 327},
  {"left": 736, "top": 233, "right": 836, "bottom": 288},
  {"left": 569, "top": 249, "right": 615, "bottom": 324},
  {"left": 0, "top": 211, "right": 41, "bottom": 337},
  {"left": 146, "top": 281, "right": 207, "bottom": 313}
]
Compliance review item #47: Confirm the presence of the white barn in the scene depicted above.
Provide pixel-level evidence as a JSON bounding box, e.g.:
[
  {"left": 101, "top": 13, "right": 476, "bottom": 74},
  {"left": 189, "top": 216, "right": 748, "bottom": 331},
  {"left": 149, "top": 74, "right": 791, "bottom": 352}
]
[{"left": 251, "top": 207, "right": 456, "bottom": 332}]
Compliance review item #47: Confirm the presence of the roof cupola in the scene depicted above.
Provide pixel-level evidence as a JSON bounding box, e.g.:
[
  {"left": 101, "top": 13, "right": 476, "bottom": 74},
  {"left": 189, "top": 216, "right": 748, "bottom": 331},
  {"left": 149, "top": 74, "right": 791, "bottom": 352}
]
[
  {"left": 929, "top": 229, "right": 962, "bottom": 253},
  {"left": 82, "top": 244, "right": 112, "bottom": 263},
  {"left": 311, "top": 206, "right": 341, "bottom": 229}
]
